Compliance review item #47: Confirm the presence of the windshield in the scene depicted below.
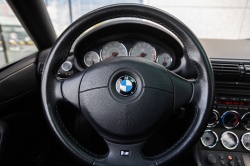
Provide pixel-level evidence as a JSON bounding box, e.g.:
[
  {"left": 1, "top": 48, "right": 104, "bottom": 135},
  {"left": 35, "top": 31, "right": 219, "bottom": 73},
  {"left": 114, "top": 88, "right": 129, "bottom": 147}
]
[{"left": 44, "top": 0, "right": 250, "bottom": 39}]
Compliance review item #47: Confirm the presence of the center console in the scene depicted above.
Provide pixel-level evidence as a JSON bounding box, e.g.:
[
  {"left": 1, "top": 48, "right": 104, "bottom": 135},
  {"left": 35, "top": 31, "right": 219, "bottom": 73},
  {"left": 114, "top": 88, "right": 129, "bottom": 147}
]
[{"left": 196, "top": 59, "right": 250, "bottom": 166}]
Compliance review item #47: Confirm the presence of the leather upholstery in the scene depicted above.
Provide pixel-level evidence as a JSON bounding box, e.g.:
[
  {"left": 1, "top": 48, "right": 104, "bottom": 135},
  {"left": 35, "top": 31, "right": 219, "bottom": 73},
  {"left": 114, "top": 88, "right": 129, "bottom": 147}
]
[
  {"left": 41, "top": 4, "right": 214, "bottom": 165},
  {"left": 0, "top": 120, "right": 10, "bottom": 160}
]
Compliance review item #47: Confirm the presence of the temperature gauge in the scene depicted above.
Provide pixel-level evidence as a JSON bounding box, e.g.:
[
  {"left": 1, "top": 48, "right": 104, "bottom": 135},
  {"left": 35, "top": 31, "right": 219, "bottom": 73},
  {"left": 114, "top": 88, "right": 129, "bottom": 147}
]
[
  {"left": 156, "top": 53, "right": 172, "bottom": 69},
  {"left": 201, "top": 130, "right": 218, "bottom": 148},
  {"left": 241, "top": 133, "right": 250, "bottom": 151},
  {"left": 84, "top": 51, "right": 100, "bottom": 67}
]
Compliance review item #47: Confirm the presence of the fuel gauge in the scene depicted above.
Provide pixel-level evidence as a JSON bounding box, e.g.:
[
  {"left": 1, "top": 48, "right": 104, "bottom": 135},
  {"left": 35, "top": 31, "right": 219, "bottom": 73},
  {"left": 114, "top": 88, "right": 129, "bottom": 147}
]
[
  {"left": 84, "top": 51, "right": 100, "bottom": 67},
  {"left": 156, "top": 53, "right": 172, "bottom": 69}
]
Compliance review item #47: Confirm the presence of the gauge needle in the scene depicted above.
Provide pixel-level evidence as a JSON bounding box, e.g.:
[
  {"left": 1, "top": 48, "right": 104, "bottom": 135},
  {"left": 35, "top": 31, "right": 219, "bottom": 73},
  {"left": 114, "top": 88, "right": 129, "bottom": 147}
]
[
  {"left": 136, "top": 53, "right": 147, "bottom": 57},
  {"left": 163, "top": 57, "right": 166, "bottom": 66},
  {"left": 104, "top": 52, "right": 118, "bottom": 60}
]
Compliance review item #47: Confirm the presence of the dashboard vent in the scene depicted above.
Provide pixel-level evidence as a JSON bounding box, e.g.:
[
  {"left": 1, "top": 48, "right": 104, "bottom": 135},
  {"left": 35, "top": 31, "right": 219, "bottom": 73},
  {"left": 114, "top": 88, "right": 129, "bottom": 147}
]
[
  {"left": 244, "top": 65, "right": 250, "bottom": 77},
  {"left": 215, "top": 81, "right": 250, "bottom": 93},
  {"left": 212, "top": 63, "right": 244, "bottom": 81},
  {"left": 39, "top": 63, "right": 44, "bottom": 75}
]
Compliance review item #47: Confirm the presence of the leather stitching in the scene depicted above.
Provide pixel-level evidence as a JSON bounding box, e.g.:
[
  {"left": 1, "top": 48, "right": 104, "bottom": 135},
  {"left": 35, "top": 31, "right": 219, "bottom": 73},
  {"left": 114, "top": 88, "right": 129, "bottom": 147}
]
[
  {"left": 55, "top": 102, "right": 98, "bottom": 157},
  {"left": 142, "top": 106, "right": 198, "bottom": 159}
]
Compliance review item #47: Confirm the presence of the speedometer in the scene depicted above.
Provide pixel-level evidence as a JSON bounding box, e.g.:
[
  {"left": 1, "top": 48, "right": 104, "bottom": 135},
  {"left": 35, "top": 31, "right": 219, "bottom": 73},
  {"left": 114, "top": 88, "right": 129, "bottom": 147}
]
[
  {"left": 100, "top": 41, "right": 128, "bottom": 60},
  {"left": 129, "top": 41, "right": 156, "bottom": 61}
]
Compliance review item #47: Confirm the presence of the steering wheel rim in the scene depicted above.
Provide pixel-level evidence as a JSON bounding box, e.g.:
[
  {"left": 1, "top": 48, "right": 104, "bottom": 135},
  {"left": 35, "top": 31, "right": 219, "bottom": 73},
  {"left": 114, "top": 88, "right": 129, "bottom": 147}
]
[{"left": 41, "top": 3, "right": 214, "bottom": 166}]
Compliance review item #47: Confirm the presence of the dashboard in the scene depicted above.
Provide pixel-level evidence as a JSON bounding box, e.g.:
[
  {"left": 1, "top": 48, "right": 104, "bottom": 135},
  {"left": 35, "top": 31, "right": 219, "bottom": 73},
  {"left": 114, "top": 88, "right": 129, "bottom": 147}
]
[{"left": 196, "top": 39, "right": 250, "bottom": 166}]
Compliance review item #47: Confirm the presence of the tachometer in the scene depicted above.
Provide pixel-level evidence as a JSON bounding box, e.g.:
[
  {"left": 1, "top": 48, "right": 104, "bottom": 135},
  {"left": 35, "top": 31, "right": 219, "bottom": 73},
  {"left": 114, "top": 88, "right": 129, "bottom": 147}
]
[
  {"left": 84, "top": 51, "right": 100, "bottom": 67},
  {"left": 221, "top": 131, "right": 239, "bottom": 150},
  {"left": 201, "top": 130, "right": 218, "bottom": 148},
  {"left": 241, "top": 133, "right": 250, "bottom": 151},
  {"left": 129, "top": 41, "right": 156, "bottom": 61},
  {"left": 100, "top": 41, "right": 128, "bottom": 60}
]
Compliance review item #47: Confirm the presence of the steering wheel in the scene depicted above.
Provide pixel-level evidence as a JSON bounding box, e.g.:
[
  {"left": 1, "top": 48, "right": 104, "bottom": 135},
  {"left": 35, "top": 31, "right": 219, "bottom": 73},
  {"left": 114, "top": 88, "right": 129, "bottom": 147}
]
[{"left": 41, "top": 4, "right": 214, "bottom": 166}]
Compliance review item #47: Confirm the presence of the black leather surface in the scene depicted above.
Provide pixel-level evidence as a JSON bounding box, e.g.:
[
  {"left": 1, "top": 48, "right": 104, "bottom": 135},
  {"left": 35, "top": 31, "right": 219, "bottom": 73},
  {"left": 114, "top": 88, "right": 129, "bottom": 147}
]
[
  {"left": 0, "top": 120, "right": 10, "bottom": 160},
  {"left": 41, "top": 4, "right": 214, "bottom": 165},
  {"left": 0, "top": 53, "right": 39, "bottom": 111}
]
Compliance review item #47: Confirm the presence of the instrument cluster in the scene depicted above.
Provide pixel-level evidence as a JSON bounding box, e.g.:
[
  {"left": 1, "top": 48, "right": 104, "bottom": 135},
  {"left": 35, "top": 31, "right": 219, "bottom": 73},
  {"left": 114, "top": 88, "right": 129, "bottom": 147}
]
[{"left": 81, "top": 40, "right": 175, "bottom": 69}]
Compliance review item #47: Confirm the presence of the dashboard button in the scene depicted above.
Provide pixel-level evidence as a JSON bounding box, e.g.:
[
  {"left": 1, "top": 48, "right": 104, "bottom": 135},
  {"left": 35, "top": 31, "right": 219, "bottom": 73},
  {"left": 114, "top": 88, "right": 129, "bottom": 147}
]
[
  {"left": 229, "top": 161, "right": 235, "bottom": 166},
  {"left": 239, "top": 107, "right": 249, "bottom": 111},
  {"left": 220, "top": 160, "right": 225, "bottom": 166},
  {"left": 219, "top": 154, "right": 224, "bottom": 160},
  {"left": 218, "top": 106, "right": 227, "bottom": 109},
  {"left": 230, "top": 98, "right": 239, "bottom": 101},
  {"left": 240, "top": 98, "right": 250, "bottom": 102},
  {"left": 228, "top": 155, "right": 233, "bottom": 160},
  {"left": 61, "top": 61, "right": 72, "bottom": 71},
  {"left": 228, "top": 107, "right": 238, "bottom": 110},
  {"left": 219, "top": 97, "right": 228, "bottom": 100},
  {"left": 235, "top": 155, "right": 242, "bottom": 166},
  {"left": 206, "top": 154, "right": 216, "bottom": 164}
]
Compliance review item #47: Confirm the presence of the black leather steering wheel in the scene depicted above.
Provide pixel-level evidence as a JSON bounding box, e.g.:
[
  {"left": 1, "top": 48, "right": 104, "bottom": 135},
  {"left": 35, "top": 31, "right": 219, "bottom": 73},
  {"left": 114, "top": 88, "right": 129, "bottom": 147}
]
[{"left": 41, "top": 4, "right": 214, "bottom": 166}]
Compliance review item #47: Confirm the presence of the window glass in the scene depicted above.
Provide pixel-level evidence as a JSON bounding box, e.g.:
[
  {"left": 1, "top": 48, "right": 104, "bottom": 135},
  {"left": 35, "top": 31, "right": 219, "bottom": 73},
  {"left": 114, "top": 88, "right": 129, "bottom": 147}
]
[
  {"left": 44, "top": 0, "right": 250, "bottom": 40},
  {"left": 0, "top": 0, "right": 38, "bottom": 68}
]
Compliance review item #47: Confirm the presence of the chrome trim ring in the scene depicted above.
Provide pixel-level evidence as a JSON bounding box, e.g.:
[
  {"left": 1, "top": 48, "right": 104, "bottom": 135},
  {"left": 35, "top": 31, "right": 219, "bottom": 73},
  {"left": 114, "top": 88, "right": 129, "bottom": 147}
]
[
  {"left": 200, "top": 130, "right": 218, "bottom": 148},
  {"left": 100, "top": 41, "right": 128, "bottom": 61},
  {"left": 241, "top": 132, "right": 250, "bottom": 151},
  {"left": 221, "top": 131, "right": 239, "bottom": 150},
  {"left": 221, "top": 110, "right": 240, "bottom": 129},
  {"left": 70, "top": 17, "right": 185, "bottom": 52},
  {"left": 83, "top": 51, "right": 100, "bottom": 67},
  {"left": 242, "top": 112, "right": 250, "bottom": 130},
  {"left": 207, "top": 109, "right": 220, "bottom": 128},
  {"left": 61, "top": 61, "right": 72, "bottom": 71},
  {"left": 156, "top": 53, "right": 173, "bottom": 69},
  {"left": 129, "top": 41, "right": 157, "bottom": 62}
]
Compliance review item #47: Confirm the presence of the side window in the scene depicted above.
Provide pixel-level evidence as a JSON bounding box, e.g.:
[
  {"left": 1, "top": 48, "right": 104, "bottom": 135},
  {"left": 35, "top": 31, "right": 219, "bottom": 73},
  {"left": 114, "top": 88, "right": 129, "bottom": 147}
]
[{"left": 0, "top": 0, "right": 38, "bottom": 68}]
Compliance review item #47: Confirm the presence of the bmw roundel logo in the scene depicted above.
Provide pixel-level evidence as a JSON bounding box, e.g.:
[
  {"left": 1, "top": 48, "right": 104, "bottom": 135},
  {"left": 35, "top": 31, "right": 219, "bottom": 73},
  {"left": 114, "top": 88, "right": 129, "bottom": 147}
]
[{"left": 116, "top": 75, "right": 137, "bottom": 96}]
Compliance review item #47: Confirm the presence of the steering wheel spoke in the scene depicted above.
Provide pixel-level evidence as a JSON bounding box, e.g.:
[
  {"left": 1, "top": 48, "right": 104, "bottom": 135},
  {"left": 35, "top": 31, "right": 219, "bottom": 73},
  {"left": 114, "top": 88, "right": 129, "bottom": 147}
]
[
  {"left": 167, "top": 71, "right": 193, "bottom": 111},
  {"left": 61, "top": 71, "right": 86, "bottom": 110},
  {"left": 95, "top": 140, "right": 153, "bottom": 166}
]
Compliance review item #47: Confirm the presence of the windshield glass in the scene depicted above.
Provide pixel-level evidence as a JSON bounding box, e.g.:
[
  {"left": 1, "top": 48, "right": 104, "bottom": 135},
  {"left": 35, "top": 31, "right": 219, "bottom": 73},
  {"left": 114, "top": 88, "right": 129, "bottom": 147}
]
[
  {"left": 0, "top": 0, "right": 38, "bottom": 68},
  {"left": 44, "top": 0, "right": 250, "bottom": 39}
]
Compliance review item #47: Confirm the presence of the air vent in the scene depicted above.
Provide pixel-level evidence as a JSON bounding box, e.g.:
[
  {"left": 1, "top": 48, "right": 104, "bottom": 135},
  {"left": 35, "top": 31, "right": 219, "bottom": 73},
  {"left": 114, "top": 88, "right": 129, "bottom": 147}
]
[
  {"left": 244, "top": 65, "right": 250, "bottom": 77},
  {"left": 212, "top": 63, "right": 244, "bottom": 81},
  {"left": 39, "top": 63, "right": 44, "bottom": 75},
  {"left": 215, "top": 81, "right": 250, "bottom": 93}
]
